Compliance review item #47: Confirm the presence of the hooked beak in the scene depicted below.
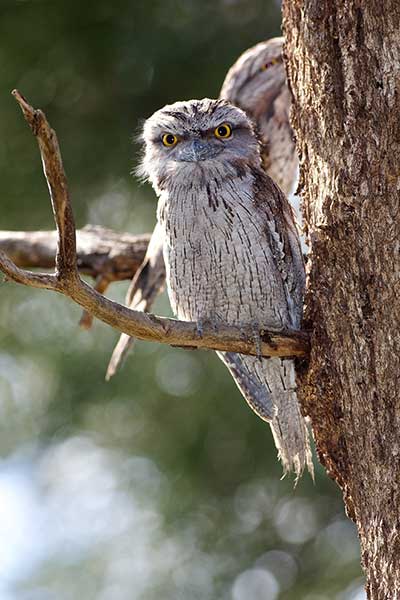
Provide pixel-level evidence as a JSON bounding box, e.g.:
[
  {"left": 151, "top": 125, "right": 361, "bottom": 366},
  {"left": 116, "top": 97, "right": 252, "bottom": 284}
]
[{"left": 176, "top": 139, "right": 222, "bottom": 162}]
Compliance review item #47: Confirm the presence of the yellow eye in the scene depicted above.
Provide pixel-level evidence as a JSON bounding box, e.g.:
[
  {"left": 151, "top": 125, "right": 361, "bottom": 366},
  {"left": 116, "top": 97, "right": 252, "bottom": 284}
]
[
  {"left": 261, "top": 58, "right": 279, "bottom": 71},
  {"left": 162, "top": 133, "right": 178, "bottom": 147},
  {"left": 214, "top": 123, "right": 232, "bottom": 139}
]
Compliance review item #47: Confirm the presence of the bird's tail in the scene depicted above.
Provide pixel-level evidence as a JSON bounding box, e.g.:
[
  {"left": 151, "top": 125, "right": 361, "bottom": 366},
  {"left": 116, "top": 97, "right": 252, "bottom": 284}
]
[
  {"left": 106, "top": 333, "right": 136, "bottom": 381},
  {"left": 218, "top": 352, "right": 314, "bottom": 480},
  {"left": 269, "top": 378, "right": 314, "bottom": 481}
]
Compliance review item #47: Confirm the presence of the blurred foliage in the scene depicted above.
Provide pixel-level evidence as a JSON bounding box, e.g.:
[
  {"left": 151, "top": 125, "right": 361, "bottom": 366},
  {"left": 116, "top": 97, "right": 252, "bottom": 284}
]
[{"left": 0, "top": 1, "right": 363, "bottom": 599}]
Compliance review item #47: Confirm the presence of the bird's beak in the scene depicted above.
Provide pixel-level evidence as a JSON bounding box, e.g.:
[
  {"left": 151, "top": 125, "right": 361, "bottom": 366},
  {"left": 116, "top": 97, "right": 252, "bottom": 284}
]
[{"left": 177, "top": 139, "right": 221, "bottom": 162}]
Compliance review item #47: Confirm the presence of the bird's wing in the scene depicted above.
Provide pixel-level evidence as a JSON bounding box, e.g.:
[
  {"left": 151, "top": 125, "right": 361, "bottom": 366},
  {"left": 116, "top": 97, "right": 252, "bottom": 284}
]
[{"left": 251, "top": 167, "right": 305, "bottom": 329}]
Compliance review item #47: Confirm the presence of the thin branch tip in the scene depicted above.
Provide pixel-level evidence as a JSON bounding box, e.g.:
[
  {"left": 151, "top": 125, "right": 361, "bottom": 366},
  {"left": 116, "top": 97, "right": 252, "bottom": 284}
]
[
  {"left": 12, "top": 89, "right": 29, "bottom": 111},
  {"left": 12, "top": 89, "right": 43, "bottom": 135}
]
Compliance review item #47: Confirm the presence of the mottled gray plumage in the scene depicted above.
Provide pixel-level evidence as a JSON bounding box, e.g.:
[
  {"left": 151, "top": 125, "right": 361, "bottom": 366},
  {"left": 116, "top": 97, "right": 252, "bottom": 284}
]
[
  {"left": 137, "top": 98, "right": 312, "bottom": 478},
  {"left": 107, "top": 37, "right": 297, "bottom": 380},
  {"left": 220, "top": 37, "right": 297, "bottom": 197}
]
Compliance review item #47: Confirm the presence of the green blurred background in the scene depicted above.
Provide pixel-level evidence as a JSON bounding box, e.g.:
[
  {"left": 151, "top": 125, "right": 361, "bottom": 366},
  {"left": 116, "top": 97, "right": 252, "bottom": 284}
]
[{"left": 0, "top": 1, "right": 364, "bottom": 599}]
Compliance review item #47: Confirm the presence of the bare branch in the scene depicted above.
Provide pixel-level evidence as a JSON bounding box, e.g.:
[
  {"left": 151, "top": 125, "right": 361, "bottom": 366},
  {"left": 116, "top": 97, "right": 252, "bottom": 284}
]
[
  {"left": 79, "top": 274, "right": 111, "bottom": 329},
  {"left": 0, "top": 91, "right": 310, "bottom": 360},
  {"left": 12, "top": 90, "right": 77, "bottom": 279},
  {"left": 0, "top": 227, "right": 150, "bottom": 282},
  {"left": 0, "top": 249, "right": 58, "bottom": 289}
]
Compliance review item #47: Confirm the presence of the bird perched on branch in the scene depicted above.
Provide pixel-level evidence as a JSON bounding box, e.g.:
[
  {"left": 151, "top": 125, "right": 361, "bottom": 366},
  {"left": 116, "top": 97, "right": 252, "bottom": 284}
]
[
  {"left": 106, "top": 37, "right": 298, "bottom": 380},
  {"left": 136, "top": 97, "right": 312, "bottom": 478}
]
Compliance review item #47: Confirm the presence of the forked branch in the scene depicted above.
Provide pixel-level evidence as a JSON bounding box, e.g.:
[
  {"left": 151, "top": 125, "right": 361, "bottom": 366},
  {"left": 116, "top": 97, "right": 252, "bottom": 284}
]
[{"left": 0, "top": 91, "right": 310, "bottom": 359}]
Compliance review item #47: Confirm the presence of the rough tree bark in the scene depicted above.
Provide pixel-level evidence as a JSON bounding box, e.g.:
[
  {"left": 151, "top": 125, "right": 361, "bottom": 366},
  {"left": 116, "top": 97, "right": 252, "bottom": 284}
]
[{"left": 283, "top": 1, "right": 400, "bottom": 597}]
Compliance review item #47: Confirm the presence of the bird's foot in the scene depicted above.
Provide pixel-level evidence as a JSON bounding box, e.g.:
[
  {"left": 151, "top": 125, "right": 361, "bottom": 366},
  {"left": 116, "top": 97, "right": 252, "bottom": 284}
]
[
  {"left": 196, "top": 318, "right": 204, "bottom": 339},
  {"left": 252, "top": 323, "right": 263, "bottom": 360},
  {"left": 196, "top": 316, "right": 220, "bottom": 339}
]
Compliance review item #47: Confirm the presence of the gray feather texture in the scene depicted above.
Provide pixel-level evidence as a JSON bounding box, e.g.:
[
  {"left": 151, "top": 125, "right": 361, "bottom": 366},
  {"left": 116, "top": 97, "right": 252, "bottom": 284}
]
[
  {"left": 220, "top": 37, "right": 297, "bottom": 197},
  {"left": 107, "top": 37, "right": 298, "bottom": 379},
  {"left": 139, "top": 98, "right": 313, "bottom": 478}
]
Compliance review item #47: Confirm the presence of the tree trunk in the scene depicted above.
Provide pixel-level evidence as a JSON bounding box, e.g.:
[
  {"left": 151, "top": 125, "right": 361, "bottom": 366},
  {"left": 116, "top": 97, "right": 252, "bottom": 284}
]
[{"left": 282, "top": 1, "right": 400, "bottom": 597}]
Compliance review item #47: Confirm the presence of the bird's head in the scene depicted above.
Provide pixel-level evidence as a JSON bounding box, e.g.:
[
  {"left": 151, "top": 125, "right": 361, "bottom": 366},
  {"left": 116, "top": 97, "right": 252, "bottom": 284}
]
[
  {"left": 220, "top": 37, "right": 286, "bottom": 121},
  {"left": 137, "top": 98, "right": 261, "bottom": 194}
]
